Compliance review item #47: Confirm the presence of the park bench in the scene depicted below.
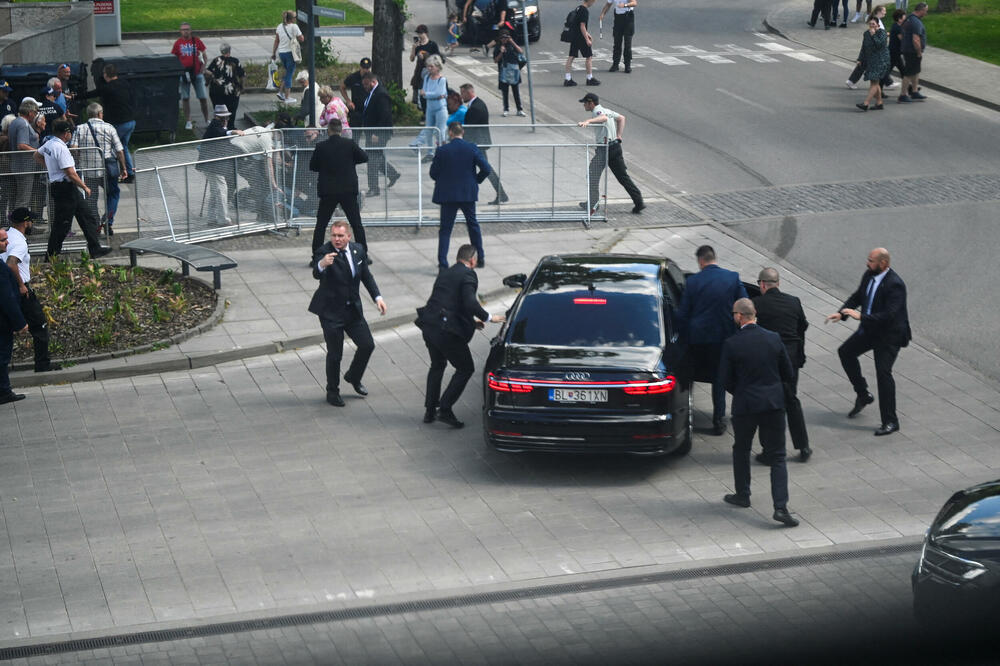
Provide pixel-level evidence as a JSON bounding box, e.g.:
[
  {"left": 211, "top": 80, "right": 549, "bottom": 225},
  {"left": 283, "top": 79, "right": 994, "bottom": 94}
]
[{"left": 120, "top": 239, "right": 237, "bottom": 290}]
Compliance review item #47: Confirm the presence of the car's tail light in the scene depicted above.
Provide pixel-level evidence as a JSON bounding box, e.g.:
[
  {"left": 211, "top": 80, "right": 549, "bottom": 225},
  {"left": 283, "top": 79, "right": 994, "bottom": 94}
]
[
  {"left": 631, "top": 433, "right": 667, "bottom": 440},
  {"left": 573, "top": 297, "right": 607, "bottom": 305},
  {"left": 488, "top": 372, "right": 534, "bottom": 393},
  {"left": 623, "top": 376, "right": 676, "bottom": 395},
  {"left": 491, "top": 430, "right": 523, "bottom": 437}
]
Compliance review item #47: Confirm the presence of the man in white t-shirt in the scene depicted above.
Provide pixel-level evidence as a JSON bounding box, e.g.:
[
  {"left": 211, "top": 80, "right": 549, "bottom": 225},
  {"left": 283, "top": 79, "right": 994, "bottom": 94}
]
[
  {"left": 1, "top": 208, "right": 60, "bottom": 372},
  {"left": 576, "top": 92, "right": 644, "bottom": 215}
]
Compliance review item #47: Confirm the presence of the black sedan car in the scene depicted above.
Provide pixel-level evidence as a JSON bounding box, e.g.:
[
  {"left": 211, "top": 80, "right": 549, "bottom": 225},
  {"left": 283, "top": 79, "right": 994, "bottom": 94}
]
[
  {"left": 483, "top": 254, "right": 691, "bottom": 456},
  {"left": 446, "top": 0, "right": 541, "bottom": 45},
  {"left": 912, "top": 478, "right": 1000, "bottom": 627}
]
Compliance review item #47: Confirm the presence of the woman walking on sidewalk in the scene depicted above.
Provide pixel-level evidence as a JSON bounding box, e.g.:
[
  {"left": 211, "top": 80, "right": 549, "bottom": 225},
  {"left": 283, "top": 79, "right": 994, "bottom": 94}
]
[
  {"left": 856, "top": 18, "right": 890, "bottom": 110},
  {"left": 271, "top": 11, "right": 304, "bottom": 104}
]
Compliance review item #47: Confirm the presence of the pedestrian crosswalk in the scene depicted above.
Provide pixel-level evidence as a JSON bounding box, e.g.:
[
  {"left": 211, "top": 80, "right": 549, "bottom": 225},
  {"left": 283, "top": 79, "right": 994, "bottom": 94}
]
[{"left": 449, "top": 40, "right": 827, "bottom": 73}]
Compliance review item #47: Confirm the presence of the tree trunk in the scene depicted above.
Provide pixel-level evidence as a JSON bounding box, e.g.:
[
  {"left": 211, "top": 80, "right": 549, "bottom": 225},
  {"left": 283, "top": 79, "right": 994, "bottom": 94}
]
[
  {"left": 372, "top": 0, "right": 405, "bottom": 88},
  {"left": 936, "top": 0, "right": 957, "bottom": 11}
]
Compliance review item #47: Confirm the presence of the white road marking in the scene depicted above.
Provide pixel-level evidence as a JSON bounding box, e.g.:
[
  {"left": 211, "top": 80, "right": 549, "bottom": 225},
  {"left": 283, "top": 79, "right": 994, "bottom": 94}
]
[
  {"left": 741, "top": 54, "right": 780, "bottom": 63},
  {"left": 652, "top": 56, "right": 688, "bottom": 66},
  {"left": 697, "top": 55, "right": 736, "bottom": 64},
  {"left": 785, "top": 52, "right": 825, "bottom": 62},
  {"left": 752, "top": 32, "right": 774, "bottom": 40},
  {"left": 757, "top": 42, "right": 794, "bottom": 51},
  {"left": 715, "top": 88, "right": 776, "bottom": 114},
  {"left": 671, "top": 45, "right": 708, "bottom": 53}
]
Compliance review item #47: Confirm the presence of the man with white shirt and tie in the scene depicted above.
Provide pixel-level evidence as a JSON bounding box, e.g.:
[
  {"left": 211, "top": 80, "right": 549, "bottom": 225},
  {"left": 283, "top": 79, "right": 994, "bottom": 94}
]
[
  {"left": 826, "top": 247, "right": 911, "bottom": 436},
  {"left": 308, "top": 220, "right": 388, "bottom": 407}
]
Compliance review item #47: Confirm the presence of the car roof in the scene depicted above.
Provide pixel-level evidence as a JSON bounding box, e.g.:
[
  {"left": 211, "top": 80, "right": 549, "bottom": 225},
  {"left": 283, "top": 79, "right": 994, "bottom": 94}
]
[{"left": 526, "top": 254, "right": 671, "bottom": 295}]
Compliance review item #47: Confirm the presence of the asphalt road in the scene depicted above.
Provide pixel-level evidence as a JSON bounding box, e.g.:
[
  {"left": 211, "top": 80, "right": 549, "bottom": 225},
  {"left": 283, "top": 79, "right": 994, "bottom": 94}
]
[{"left": 418, "top": 0, "right": 1000, "bottom": 381}]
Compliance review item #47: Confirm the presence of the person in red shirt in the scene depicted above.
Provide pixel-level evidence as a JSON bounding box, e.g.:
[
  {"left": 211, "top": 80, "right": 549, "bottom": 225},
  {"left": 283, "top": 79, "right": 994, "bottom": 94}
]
[{"left": 171, "top": 22, "right": 210, "bottom": 130}]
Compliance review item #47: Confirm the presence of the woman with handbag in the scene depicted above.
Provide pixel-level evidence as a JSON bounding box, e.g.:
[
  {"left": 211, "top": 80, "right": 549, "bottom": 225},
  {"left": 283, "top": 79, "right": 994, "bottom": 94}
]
[
  {"left": 271, "top": 11, "right": 304, "bottom": 104},
  {"left": 493, "top": 29, "right": 525, "bottom": 117}
]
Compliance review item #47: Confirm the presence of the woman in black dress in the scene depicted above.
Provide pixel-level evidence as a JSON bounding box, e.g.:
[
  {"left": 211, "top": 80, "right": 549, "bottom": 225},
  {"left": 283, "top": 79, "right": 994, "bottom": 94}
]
[{"left": 856, "top": 18, "right": 890, "bottom": 110}]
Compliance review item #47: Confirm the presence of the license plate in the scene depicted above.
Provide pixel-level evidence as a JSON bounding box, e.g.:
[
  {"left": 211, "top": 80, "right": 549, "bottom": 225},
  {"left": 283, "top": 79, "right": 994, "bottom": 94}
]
[{"left": 549, "top": 388, "right": 608, "bottom": 403}]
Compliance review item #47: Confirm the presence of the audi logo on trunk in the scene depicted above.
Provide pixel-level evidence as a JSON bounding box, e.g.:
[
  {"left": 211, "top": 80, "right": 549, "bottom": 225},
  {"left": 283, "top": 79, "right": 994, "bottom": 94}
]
[{"left": 565, "top": 372, "right": 591, "bottom": 380}]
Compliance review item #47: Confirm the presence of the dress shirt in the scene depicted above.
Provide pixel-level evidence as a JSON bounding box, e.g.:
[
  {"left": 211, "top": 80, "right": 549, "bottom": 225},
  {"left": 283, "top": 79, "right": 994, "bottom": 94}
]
[
  {"left": 865, "top": 269, "right": 889, "bottom": 315},
  {"left": 606, "top": 0, "right": 634, "bottom": 14}
]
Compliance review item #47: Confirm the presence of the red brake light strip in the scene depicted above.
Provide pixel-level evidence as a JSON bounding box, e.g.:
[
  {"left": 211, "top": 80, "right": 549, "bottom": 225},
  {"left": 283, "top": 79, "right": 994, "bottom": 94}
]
[{"left": 488, "top": 373, "right": 675, "bottom": 393}]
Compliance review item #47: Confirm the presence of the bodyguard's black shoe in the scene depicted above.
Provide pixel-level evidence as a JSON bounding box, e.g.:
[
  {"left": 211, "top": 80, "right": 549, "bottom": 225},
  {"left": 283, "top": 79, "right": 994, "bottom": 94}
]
[
  {"left": 623, "top": 66, "right": 631, "bottom": 73},
  {"left": 326, "top": 392, "right": 345, "bottom": 407},
  {"left": 631, "top": 202, "right": 646, "bottom": 214},
  {"left": 608, "top": 64, "right": 619, "bottom": 72},
  {"left": 423, "top": 408, "right": 436, "bottom": 424},
  {"left": 35, "top": 363, "right": 62, "bottom": 373},
  {"left": 773, "top": 508, "right": 800, "bottom": 527},
  {"left": 874, "top": 422, "right": 899, "bottom": 436},
  {"left": 799, "top": 446, "right": 812, "bottom": 462},
  {"left": 488, "top": 193, "right": 509, "bottom": 205},
  {"left": 711, "top": 419, "right": 726, "bottom": 436},
  {"left": 91, "top": 247, "right": 112, "bottom": 259},
  {"left": 366, "top": 188, "right": 381, "bottom": 197},
  {"left": 724, "top": 493, "right": 751, "bottom": 508},
  {"left": 0, "top": 392, "right": 26, "bottom": 405},
  {"left": 437, "top": 409, "right": 465, "bottom": 429},
  {"left": 848, "top": 392, "right": 874, "bottom": 418},
  {"left": 344, "top": 375, "right": 368, "bottom": 396},
  {"left": 386, "top": 172, "right": 400, "bottom": 189},
  {"left": 755, "top": 452, "right": 771, "bottom": 465}
]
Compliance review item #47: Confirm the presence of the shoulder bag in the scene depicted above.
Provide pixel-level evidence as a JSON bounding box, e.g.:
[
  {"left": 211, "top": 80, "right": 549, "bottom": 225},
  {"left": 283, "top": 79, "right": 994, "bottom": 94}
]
[
  {"left": 88, "top": 121, "right": 120, "bottom": 180},
  {"left": 283, "top": 24, "right": 302, "bottom": 63}
]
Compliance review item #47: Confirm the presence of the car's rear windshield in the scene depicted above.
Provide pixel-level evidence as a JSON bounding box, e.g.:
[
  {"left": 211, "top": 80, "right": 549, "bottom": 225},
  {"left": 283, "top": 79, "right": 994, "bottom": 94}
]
[{"left": 509, "top": 288, "right": 661, "bottom": 347}]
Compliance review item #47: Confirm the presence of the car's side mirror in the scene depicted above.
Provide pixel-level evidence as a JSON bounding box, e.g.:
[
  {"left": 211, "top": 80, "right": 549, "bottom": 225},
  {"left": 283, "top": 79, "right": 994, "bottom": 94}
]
[{"left": 502, "top": 273, "right": 526, "bottom": 289}]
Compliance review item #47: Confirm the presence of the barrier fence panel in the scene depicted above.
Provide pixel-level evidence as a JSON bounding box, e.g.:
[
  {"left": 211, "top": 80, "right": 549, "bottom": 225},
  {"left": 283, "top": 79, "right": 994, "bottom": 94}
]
[
  {"left": 2, "top": 146, "right": 110, "bottom": 255},
  {"left": 132, "top": 128, "right": 287, "bottom": 243}
]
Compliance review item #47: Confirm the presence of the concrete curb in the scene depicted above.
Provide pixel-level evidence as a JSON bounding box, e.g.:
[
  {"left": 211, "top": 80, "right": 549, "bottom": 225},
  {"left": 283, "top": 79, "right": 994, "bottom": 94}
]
[{"left": 121, "top": 27, "right": 373, "bottom": 40}]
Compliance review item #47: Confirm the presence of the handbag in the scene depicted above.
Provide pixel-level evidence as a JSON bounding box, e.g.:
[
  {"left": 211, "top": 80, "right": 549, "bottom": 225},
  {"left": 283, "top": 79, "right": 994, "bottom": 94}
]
[
  {"left": 87, "top": 121, "right": 119, "bottom": 180},
  {"left": 283, "top": 24, "right": 302, "bottom": 63},
  {"left": 499, "top": 62, "right": 520, "bottom": 85}
]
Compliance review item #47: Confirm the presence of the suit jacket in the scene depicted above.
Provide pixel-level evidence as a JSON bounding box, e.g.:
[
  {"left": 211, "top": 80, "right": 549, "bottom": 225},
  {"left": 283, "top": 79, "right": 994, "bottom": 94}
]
[
  {"left": 309, "top": 134, "right": 368, "bottom": 197},
  {"left": 719, "top": 323, "right": 793, "bottom": 416},
  {"left": 307, "top": 241, "right": 381, "bottom": 326},
  {"left": 0, "top": 262, "right": 26, "bottom": 333},
  {"left": 430, "top": 138, "right": 491, "bottom": 204},
  {"left": 462, "top": 97, "right": 492, "bottom": 149},
  {"left": 841, "top": 268, "right": 911, "bottom": 348},
  {"left": 361, "top": 83, "right": 394, "bottom": 137},
  {"left": 416, "top": 262, "right": 490, "bottom": 343},
  {"left": 753, "top": 288, "right": 808, "bottom": 368},
  {"left": 675, "top": 264, "right": 748, "bottom": 344}
]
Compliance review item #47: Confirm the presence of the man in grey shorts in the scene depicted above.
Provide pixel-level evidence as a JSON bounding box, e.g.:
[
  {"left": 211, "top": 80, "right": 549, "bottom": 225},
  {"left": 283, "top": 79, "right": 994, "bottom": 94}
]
[{"left": 898, "top": 2, "right": 928, "bottom": 103}]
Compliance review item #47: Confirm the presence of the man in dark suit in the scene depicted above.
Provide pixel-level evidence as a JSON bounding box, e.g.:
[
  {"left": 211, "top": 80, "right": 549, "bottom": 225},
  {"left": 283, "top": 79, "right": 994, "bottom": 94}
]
[
  {"left": 675, "top": 245, "right": 748, "bottom": 435},
  {"left": 0, "top": 228, "right": 29, "bottom": 405},
  {"left": 309, "top": 119, "right": 369, "bottom": 260},
  {"left": 826, "top": 247, "right": 911, "bottom": 436},
  {"left": 719, "top": 298, "right": 799, "bottom": 527},
  {"left": 308, "top": 220, "right": 388, "bottom": 407},
  {"left": 753, "top": 267, "right": 811, "bottom": 462},
  {"left": 360, "top": 72, "right": 400, "bottom": 197},
  {"left": 416, "top": 244, "right": 505, "bottom": 428},
  {"left": 430, "top": 122, "right": 492, "bottom": 271},
  {"left": 459, "top": 83, "right": 507, "bottom": 205}
]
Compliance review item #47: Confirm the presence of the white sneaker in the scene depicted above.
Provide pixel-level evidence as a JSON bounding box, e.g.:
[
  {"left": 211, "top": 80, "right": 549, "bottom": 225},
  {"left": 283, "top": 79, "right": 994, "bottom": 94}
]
[
  {"left": 502, "top": 109, "right": 509, "bottom": 117},
  {"left": 516, "top": 110, "right": 526, "bottom": 117},
  {"left": 276, "top": 92, "right": 286, "bottom": 101},
  {"left": 184, "top": 120, "right": 193, "bottom": 130},
  {"left": 884, "top": 81, "right": 899, "bottom": 89},
  {"left": 285, "top": 97, "right": 297, "bottom": 104},
  {"left": 851, "top": 11, "right": 861, "bottom": 22},
  {"left": 845, "top": 79, "right": 858, "bottom": 89}
]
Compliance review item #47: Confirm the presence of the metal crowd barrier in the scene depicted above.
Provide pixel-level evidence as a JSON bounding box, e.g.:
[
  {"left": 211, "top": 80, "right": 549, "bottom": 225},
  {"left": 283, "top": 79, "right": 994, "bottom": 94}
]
[
  {"left": 1, "top": 146, "right": 110, "bottom": 254},
  {"left": 128, "top": 122, "right": 609, "bottom": 244}
]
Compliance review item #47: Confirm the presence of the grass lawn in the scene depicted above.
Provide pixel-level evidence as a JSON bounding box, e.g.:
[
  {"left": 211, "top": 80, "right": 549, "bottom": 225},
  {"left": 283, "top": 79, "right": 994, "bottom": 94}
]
[
  {"left": 923, "top": 0, "right": 1000, "bottom": 66},
  {"left": 121, "top": 0, "right": 371, "bottom": 32}
]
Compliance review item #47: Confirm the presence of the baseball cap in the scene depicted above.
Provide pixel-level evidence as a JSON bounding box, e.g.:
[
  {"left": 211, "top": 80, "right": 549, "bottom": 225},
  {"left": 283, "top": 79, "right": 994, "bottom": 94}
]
[
  {"left": 578, "top": 92, "right": 599, "bottom": 104},
  {"left": 360, "top": 57, "right": 372, "bottom": 68},
  {"left": 8, "top": 208, "right": 37, "bottom": 224},
  {"left": 21, "top": 96, "right": 39, "bottom": 106},
  {"left": 0, "top": 80, "right": 12, "bottom": 92},
  {"left": 44, "top": 86, "right": 57, "bottom": 96}
]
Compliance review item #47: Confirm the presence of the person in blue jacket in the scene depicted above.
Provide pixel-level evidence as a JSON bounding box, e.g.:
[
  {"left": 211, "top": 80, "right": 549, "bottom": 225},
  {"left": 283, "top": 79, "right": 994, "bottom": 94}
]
[
  {"left": 0, "top": 227, "right": 29, "bottom": 405},
  {"left": 429, "top": 122, "right": 493, "bottom": 271},
  {"left": 675, "top": 244, "right": 748, "bottom": 435}
]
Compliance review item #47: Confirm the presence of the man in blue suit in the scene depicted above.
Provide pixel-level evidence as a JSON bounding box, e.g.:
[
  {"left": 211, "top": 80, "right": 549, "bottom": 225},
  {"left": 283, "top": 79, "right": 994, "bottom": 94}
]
[
  {"left": 675, "top": 245, "right": 748, "bottom": 435},
  {"left": 0, "top": 228, "right": 29, "bottom": 405},
  {"left": 429, "top": 122, "right": 493, "bottom": 271}
]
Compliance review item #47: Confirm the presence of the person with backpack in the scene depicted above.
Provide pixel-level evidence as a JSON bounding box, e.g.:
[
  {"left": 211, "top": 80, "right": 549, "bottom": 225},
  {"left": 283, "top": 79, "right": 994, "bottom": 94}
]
[{"left": 564, "top": 0, "right": 600, "bottom": 87}]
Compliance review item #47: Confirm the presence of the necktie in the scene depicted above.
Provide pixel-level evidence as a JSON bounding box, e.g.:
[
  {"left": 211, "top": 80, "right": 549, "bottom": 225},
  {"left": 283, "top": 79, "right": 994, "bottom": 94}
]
[
  {"left": 340, "top": 250, "right": 355, "bottom": 278},
  {"left": 865, "top": 278, "right": 876, "bottom": 315}
]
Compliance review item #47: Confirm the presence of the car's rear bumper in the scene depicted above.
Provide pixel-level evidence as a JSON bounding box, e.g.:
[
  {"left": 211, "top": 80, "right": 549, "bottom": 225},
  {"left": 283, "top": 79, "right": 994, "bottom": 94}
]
[{"left": 485, "top": 408, "right": 680, "bottom": 455}]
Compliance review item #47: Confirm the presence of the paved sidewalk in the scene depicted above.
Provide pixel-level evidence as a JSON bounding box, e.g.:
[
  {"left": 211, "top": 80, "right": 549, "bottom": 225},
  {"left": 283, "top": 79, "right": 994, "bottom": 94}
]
[{"left": 765, "top": 0, "right": 1000, "bottom": 111}]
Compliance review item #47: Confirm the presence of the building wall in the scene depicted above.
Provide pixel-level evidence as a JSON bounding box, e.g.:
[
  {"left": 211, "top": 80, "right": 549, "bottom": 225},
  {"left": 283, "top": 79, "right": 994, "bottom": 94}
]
[{"left": 0, "top": 2, "right": 95, "bottom": 66}]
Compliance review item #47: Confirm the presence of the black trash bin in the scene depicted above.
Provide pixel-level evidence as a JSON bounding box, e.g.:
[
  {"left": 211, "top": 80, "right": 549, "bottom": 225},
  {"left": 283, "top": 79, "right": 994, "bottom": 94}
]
[
  {"left": 0, "top": 61, "right": 88, "bottom": 109},
  {"left": 91, "top": 55, "right": 183, "bottom": 141}
]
